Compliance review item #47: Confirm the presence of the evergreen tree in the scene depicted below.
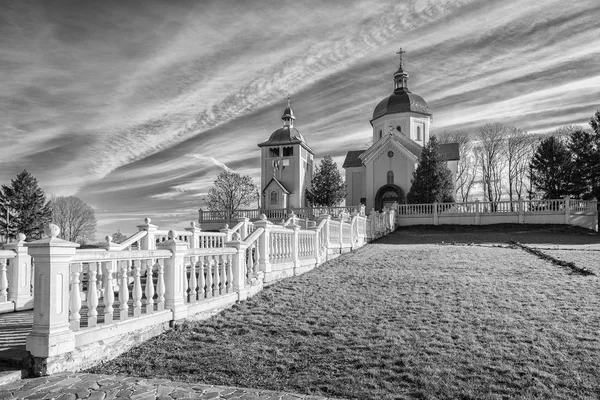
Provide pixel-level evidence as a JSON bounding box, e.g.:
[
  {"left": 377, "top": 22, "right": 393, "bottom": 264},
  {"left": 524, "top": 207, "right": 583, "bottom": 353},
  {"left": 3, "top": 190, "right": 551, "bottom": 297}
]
[
  {"left": 407, "top": 137, "right": 455, "bottom": 204},
  {"left": 0, "top": 170, "right": 53, "bottom": 241},
  {"left": 569, "top": 109, "right": 600, "bottom": 200},
  {"left": 306, "top": 156, "right": 347, "bottom": 207},
  {"left": 529, "top": 136, "right": 574, "bottom": 199}
]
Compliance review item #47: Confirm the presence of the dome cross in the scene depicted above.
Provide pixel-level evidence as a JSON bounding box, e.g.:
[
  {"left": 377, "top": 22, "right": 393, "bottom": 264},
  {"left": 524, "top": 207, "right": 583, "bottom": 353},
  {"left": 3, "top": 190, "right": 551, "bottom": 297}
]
[{"left": 396, "top": 47, "right": 406, "bottom": 67}]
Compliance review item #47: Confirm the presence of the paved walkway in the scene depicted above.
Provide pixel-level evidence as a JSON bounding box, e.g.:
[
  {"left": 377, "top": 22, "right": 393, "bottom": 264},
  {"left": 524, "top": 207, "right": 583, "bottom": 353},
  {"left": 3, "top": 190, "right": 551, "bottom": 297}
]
[{"left": 0, "top": 372, "right": 339, "bottom": 399}]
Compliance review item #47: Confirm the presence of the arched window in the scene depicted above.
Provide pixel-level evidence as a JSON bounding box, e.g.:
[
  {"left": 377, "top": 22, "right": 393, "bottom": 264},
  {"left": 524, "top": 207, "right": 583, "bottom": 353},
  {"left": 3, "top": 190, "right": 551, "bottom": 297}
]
[
  {"left": 387, "top": 171, "right": 394, "bottom": 184},
  {"left": 379, "top": 129, "right": 382, "bottom": 139},
  {"left": 270, "top": 190, "right": 278, "bottom": 205},
  {"left": 417, "top": 126, "right": 422, "bottom": 140}
]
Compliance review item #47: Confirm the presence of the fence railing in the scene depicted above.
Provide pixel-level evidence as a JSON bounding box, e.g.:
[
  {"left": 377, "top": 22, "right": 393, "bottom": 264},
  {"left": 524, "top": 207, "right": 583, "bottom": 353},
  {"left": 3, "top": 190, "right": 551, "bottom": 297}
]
[
  {"left": 198, "top": 205, "right": 366, "bottom": 224},
  {"left": 394, "top": 197, "right": 597, "bottom": 230},
  {"left": 5, "top": 207, "right": 395, "bottom": 376}
]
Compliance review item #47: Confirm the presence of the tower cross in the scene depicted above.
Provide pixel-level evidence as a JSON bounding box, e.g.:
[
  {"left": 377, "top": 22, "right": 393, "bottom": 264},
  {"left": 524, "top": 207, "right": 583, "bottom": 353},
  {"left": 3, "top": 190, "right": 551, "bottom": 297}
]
[
  {"left": 285, "top": 94, "right": 292, "bottom": 108},
  {"left": 396, "top": 47, "right": 406, "bottom": 66}
]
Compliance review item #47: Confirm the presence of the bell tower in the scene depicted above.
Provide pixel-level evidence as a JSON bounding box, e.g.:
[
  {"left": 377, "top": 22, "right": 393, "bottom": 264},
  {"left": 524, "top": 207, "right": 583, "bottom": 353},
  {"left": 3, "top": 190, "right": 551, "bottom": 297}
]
[{"left": 258, "top": 98, "right": 315, "bottom": 210}]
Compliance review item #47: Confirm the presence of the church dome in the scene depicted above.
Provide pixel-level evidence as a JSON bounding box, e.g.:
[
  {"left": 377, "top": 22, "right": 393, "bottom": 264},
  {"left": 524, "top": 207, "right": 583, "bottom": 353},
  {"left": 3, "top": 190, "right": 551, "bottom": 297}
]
[
  {"left": 372, "top": 87, "right": 431, "bottom": 120},
  {"left": 372, "top": 48, "right": 431, "bottom": 121}
]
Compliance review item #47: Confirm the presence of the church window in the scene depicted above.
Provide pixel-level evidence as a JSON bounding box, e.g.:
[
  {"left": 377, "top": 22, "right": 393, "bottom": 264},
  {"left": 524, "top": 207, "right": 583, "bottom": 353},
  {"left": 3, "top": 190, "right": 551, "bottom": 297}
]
[
  {"left": 379, "top": 130, "right": 382, "bottom": 139},
  {"left": 387, "top": 171, "right": 394, "bottom": 184},
  {"left": 283, "top": 146, "right": 293, "bottom": 157},
  {"left": 270, "top": 190, "right": 278, "bottom": 205},
  {"left": 269, "top": 147, "right": 280, "bottom": 157},
  {"left": 417, "top": 126, "right": 422, "bottom": 141}
]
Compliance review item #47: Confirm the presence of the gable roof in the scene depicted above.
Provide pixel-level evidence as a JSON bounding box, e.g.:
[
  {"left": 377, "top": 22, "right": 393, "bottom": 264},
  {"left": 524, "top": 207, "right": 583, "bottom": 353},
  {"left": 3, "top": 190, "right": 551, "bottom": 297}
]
[
  {"left": 342, "top": 150, "right": 365, "bottom": 168},
  {"left": 262, "top": 177, "right": 290, "bottom": 194}
]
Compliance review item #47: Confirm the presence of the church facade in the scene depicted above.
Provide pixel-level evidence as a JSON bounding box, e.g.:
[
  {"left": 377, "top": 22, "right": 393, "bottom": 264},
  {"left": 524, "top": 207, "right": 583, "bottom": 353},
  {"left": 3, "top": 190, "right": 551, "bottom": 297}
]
[
  {"left": 258, "top": 101, "right": 315, "bottom": 210},
  {"left": 343, "top": 51, "right": 459, "bottom": 210}
]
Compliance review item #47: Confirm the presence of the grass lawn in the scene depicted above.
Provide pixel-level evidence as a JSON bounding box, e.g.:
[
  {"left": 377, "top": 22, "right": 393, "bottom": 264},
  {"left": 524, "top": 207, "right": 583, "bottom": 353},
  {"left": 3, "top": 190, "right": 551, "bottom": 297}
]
[{"left": 90, "top": 225, "right": 600, "bottom": 400}]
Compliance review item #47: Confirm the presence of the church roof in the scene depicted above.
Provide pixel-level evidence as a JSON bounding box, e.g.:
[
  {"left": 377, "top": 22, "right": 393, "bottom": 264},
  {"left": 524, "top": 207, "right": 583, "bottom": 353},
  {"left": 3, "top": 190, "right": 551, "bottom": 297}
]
[
  {"left": 344, "top": 140, "right": 460, "bottom": 168},
  {"left": 257, "top": 126, "right": 315, "bottom": 154},
  {"left": 262, "top": 177, "right": 290, "bottom": 194},
  {"left": 372, "top": 87, "right": 431, "bottom": 121},
  {"left": 342, "top": 150, "right": 365, "bottom": 168}
]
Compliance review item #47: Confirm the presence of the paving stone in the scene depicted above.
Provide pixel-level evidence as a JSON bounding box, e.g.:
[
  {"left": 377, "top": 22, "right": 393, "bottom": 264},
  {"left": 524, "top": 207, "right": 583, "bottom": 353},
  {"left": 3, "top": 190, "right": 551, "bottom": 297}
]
[
  {"left": 157, "top": 385, "right": 175, "bottom": 396},
  {"left": 25, "top": 391, "right": 47, "bottom": 400},
  {"left": 55, "top": 394, "right": 77, "bottom": 400},
  {"left": 103, "top": 388, "right": 120, "bottom": 400},
  {"left": 130, "top": 391, "right": 156, "bottom": 400},
  {"left": 88, "top": 392, "right": 107, "bottom": 400}
]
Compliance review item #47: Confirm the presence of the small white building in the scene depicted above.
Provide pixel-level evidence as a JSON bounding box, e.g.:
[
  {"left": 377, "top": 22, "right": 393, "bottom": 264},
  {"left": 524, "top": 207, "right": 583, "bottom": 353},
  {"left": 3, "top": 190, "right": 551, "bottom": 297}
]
[
  {"left": 343, "top": 51, "right": 459, "bottom": 210},
  {"left": 258, "top": 101, "right": 315, "bottom": 210}
]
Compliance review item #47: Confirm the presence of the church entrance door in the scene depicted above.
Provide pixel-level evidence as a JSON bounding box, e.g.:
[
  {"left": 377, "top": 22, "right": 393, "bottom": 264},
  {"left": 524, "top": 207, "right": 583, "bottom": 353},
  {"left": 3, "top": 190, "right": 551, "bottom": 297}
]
[{"left": 374, "top": 184, "right": 405, "bottom": 211}]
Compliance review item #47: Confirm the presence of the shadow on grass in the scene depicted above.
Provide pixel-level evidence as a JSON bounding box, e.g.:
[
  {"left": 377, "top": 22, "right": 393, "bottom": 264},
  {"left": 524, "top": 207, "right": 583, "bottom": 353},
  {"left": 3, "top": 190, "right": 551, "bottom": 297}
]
[{"left": 376, "top": 224, "right": 600, "bottom": 245}]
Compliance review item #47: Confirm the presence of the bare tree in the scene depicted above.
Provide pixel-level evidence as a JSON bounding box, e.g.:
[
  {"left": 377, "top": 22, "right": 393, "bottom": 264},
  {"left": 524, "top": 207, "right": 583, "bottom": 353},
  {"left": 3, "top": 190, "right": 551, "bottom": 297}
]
[
  {"left": 504, "top": 127, "right": 535, "bottom": 205},
  {"left": 206, "top": 171, "right": 258, "bottom": 212},
  {"left": 475, "top": 123, "right": 507, "bottom": 204},
  {"left": 51, "top": 196, "right": 97, "bottom": 244},
  {"left": 435, "top": 130, "right": 478, "bottom": 202}
]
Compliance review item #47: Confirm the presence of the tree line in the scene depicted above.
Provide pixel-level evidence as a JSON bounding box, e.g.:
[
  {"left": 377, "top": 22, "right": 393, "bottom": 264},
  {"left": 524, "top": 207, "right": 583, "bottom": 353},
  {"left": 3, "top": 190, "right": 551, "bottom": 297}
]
[
  {"left": 429, "top": 109, "right": 600, "bottom": 203},
  {"left": 0, "top": 170, "right": 97, "bottom": 244}
]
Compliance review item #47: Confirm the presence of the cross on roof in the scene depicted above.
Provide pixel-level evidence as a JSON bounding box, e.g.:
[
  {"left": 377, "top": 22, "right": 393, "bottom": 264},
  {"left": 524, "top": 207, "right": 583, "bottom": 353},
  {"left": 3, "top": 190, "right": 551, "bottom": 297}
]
[
  {"left": 396, "top": 47, "right": 406, "bottom": 66},
  {"left": 285, "top": 94, "right": 292, "bottom": 108}
]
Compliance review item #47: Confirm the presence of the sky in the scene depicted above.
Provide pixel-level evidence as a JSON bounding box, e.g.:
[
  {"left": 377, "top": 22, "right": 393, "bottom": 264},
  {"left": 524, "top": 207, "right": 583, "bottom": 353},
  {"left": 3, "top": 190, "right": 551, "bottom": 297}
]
[{"left": 1, "top": 0, "right": 599, "bottom": 240}]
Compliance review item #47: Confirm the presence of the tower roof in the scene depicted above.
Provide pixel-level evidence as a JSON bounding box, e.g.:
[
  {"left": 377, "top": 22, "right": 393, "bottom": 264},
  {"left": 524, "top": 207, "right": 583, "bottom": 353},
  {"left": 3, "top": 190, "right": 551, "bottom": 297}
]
[
  {"left": 372, "top": 48, "right": 431, "bottom": 121},
  {"left": 258, "top": 100, "right": 315, "bottom": 154}
]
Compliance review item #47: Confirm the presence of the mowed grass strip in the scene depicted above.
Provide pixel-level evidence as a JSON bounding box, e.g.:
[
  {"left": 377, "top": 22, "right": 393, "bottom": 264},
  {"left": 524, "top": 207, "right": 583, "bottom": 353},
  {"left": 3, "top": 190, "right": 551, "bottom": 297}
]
[{"left": 91, "top": 237, "right": 600, "bottom": 400}]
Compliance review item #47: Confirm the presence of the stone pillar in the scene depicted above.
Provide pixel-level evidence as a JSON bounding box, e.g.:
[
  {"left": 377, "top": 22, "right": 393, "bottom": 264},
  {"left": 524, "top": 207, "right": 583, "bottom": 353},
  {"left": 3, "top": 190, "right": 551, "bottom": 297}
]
[
  {"left": 475, "top": 200, "right": 481, "bottom": 225},
  {"left": 4, "top": 233, "right": 33, "bottom": 310},
  {"left": 157, "top": 230, "right": 189, "bottom": 321},
  {"left": 564, "top": 195, "right": 571, "bottom": 225},
  {"left": 225, "top": 234, "right": 250, "bottom": 300},
  {"left": 25, "top": 225, "right": 79, "bottom": 369},
  {"left": 290, "top": 223, "right": 301, "bottom": 274},
  {"left": 137, "top": 218, "right": 158, "bottom": 251},
  {"left": 433, "top": 203, "right": 439, "bottom": 226},
  {"left": 253, "top": 215, "right": 273, "bottom": 279},
  {"left": 185, "top": 221, "right": 202, "bottom": 249}
]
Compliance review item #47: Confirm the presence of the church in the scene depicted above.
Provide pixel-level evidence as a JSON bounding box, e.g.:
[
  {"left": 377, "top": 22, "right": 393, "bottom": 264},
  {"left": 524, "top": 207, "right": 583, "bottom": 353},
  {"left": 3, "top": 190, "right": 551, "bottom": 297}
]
[
  {"left": 256, "top": 50, "right": 459, "bottom": 212},
  {"left": 343, "top": 50, "right": 459, "bottom": 210}
]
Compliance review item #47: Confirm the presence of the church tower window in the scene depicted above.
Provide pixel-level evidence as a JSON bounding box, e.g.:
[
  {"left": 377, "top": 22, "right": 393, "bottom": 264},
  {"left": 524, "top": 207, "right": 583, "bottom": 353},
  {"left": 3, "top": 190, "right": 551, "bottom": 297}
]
[
  {"left": 269, "top": 147, "right": 280, "bottom": 157},
  {"left": 379, "top": 129, "right": 382, "bottom": 139},
  {"left": 417, "top": 126, "right": 421, "bottom": 141},
  {"left": 283, "top": 146, "right": 293, "bottom": 157},
  {"left": 270, "top": 191, "right": 278, "bottom": 205},
  {"left": 387, "top": 171, "right": 394, "bottom": 184}
]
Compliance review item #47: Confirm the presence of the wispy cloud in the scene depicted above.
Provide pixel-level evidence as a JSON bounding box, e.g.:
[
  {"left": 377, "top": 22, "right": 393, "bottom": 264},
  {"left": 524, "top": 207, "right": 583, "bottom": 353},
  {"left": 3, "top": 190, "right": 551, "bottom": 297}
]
[{"left": 1, "top": 0, "right": 599, "bottom": 238}]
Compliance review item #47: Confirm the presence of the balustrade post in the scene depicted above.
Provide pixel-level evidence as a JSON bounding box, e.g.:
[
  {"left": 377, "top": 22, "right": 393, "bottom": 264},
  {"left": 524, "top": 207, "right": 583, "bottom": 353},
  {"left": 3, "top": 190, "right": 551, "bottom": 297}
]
[
  {"left": 290, "top": 224, "right": 301, "bottom": 275},
  {"left": 157, "top": 230, "right": 189, "bottom": 321},
  {"left": 25, "top": 225, "right": 79, "bottom": 370},
  {"left": 433, "top": 203, "right": 439, "bottom": 226},
  {"left": 225, "top": 233, "right": 250, "bottom": 300},
  {"left": 475, "top": 200, "right": 481, "bottom": 225},
  {"left": 238, "top": 217, "right": 249, "bottom": 240},
  {"left": 310, "top": 225, "right": 321, "bottom": 266},
  {"left": 137, "top": 217, "right": 158, "bottom": 250},
  {"left": 518, "top": 198, "right": 525, "bottom": 224},
  {"left": 253, "top": 215, "right": 273, "bottom": 281},
  {"left": 220, "top": 224, "right": 233, "bottom": 242},
  {"left": 185, "top": 221, "right": 202, "bottom": 249},
  {"left": 564, "top": 195, "right": 571, "bottom": 225},
  {"left": 4, "top": 233, "right": 33, "bottom": 310}
]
